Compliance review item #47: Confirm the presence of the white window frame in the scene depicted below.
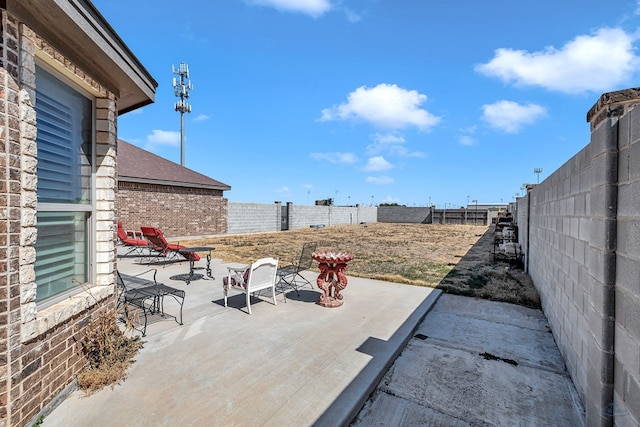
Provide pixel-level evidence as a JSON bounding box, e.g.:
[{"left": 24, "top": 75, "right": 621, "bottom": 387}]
[{"left": 34, "top": 61, "right": 96, "bottom": 307}]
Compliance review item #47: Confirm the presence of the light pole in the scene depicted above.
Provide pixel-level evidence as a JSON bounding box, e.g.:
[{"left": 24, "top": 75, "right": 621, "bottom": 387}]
[
  {"left": 443, "top": 203, "right": 447, "bottom": 224},
  {"left": 466, "top": 195, "right": 469, "bottom": 224},
  {"left": 173, "top": 62, "right": 193, "bottom": 166},
  {"left": 371, "top": 195, "right": 374, "bottom": 206},
  {"left": 534, "top": 167, "right": 543, "bottom": 184},
  {"left": 472, "top": 199, "right": 478, "bottom": 225},
  {"left": 307, "top": 190, "right": 311, "bottom": 205}
]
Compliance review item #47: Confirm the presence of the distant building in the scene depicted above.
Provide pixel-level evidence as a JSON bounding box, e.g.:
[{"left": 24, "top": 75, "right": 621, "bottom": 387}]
[
  {"left": 116, "top": 140, "right": 230, "bottom": 238},
  {"left": 466, "top": 203, "right": 509, "bottom": 224}
]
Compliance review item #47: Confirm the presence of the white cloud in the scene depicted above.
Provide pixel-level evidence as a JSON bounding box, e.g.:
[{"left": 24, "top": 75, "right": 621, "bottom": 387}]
[
  {"left": 475, "top": 28, "right": 640, "bottom": 94},
  {"left": 319, "top": 83, "right": 441, "bottom": 131},
  {"left": 366, "top": 132, "right": 426, "bottom": 158},
  {"left": 275, "top": 186, "right": 291, "bottom": 193},
  {"left": 343, "top": 7, "right": 361, "bottom": 22},
  {"left": 366, "top": 133, "right": 405, "bottom": 155},
  {"left": 146, "top": 130, "right": 180, "bottom": 150},
  {"left": 364, "top": 156, "right": 393, "bottom": 172},
  {"left": 481, "top": 100, "right": 547, "bottom": 133},
  {"left": 365, "top": 175, "right": 394, "bottom": 185},
  {"left": 248, "top": 0, "right": 332, "bottom": 17},
  {"left": 459, "top": 135, "right": 477, "bottom": 146},
  {"left": 310, "top": 151, "right": 358, "bottom": 164},
  {"left": 458, "top": 126, "right": 477, "bottom": 146},
  {"left": 194, "top": 114, "right": 210, "bottom": 122}
]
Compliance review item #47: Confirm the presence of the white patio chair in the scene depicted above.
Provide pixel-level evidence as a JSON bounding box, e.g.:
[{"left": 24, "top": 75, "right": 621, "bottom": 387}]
[{"left": 223, "top": 257, "right": 279, "bottom": 314}]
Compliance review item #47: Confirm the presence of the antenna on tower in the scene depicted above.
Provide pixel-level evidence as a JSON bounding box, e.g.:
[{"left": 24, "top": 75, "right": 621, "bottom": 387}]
[
  {"left": 533, "top": 167, "right": 543, "bottom": 184},
  {"left": 172, "top": 62, "right": 192, "bottom": 166}
]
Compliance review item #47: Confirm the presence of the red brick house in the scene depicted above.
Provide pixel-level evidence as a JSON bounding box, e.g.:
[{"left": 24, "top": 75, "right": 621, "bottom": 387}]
[
  {"left": 116, "top": 140, "right": 231, "bottom": 238},
  {"left": 0, "top": 1, "right": 156, "bottom": 425}
]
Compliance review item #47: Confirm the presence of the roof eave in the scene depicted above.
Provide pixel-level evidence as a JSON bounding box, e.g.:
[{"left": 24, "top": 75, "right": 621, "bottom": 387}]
[
  {"left": 7, "top": 0, "right": 157, "bottom": 113},
  {"left": 119, "top": 176, "right": 232, "bottom": 192}
]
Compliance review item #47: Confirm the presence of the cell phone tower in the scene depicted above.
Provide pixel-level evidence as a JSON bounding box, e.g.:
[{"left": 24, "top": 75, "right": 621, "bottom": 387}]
[{"left": 173, "top": 62, "right": 192, "bottom": 166}]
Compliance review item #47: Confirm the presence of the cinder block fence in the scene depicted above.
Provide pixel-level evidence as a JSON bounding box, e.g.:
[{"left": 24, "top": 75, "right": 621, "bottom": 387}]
[{"left": 517, "top": 88, "right": 640, "bottom": 426}]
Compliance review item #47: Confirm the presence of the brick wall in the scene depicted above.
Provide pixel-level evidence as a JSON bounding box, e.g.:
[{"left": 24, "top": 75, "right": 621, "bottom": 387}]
[
  {"left": 0, "top": 12, "right": 119, "bottom": 427},
  {"left": 17, "top": 298, "right": 113, "bottom": 425},
  {"left": 117, "top": 181, "right": 228, "bottom": 239},
  {"left": 0, "top": 11, "right": 21, "bottom": 426}
]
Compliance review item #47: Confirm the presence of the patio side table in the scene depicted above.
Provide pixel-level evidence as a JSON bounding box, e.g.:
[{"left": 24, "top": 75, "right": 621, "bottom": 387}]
[{"left": 175, "top": 246, "right": 215, "bottom": 285}]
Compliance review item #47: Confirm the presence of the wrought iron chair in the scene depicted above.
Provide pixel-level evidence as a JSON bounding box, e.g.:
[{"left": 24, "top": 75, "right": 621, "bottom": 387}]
[
  {"left": 223, "top": 257, "right": 279, "bottom": 314},
  {"left": 276, "top": 241, "right": 318, "bottom": 297}
]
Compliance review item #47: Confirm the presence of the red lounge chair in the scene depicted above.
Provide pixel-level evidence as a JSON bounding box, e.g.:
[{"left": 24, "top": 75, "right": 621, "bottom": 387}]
[
  {"left": 117, "top": 221, "right": 150, "bottom": 257},
  {"left": 140, "top": 226, "right": 200, "bottom": 263}
]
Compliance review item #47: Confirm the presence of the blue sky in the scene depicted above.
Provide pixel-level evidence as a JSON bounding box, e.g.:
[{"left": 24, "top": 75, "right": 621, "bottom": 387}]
[{"left": 93, "top": 0, "right": 640, "bottom": 208}]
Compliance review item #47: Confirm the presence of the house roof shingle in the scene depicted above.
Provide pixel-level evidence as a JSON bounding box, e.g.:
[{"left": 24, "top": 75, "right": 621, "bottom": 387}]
[{"left": 117, "top": 140, "right": 231, "bottom": 191}]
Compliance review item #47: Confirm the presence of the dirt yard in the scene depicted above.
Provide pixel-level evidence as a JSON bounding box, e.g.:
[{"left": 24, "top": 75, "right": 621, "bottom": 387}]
[{"left": 182, "top": 223, "right": 540, "bottom": 308}]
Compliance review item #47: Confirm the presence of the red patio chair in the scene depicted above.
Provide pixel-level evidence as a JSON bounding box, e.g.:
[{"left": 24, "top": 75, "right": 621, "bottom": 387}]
[
  {"left": 117, "top": 221, "right": 150, "bottom": 257},
  {"left": 140, "top": 226, "right": 200, "bottom": 263}
]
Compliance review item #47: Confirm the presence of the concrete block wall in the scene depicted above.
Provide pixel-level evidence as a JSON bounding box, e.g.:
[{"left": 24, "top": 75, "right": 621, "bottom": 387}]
[
  {"left": 227, "top": 202, "right": 281, "bottom": 235},
  {"left": 287, "top": 205, "right": 330, "bottom": 229},
  {"left": 515, "top": 197, "right": 528, "bottom": 270},
  {"left": 613, "top": 104, "right": 640, "bottom": 425},
  {"left": 517, "top": 89, "right": 640, "bottom": 426},
  {"left": 226, "top": 203, "right": 378, "bottom": 235},
  {"left": 377, "top": 206, "right": 432, "bottom": 223},
  {"left": 354, "top": 205, "right": 377, "bottom": 224},
  {"left": 523, "top": 142, "right": 596, "bottom": 421},
  {"left": 327, "top": 206, "right": 368, "bottom": 226},
  {"left": 286, "top": 205, "right": 376, "bottom": 230}
]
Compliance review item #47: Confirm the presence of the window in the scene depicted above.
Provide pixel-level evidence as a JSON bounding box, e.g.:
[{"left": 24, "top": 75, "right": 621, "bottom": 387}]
[{"left": 34, "top": 65, "right": 94, "bottom": 303}]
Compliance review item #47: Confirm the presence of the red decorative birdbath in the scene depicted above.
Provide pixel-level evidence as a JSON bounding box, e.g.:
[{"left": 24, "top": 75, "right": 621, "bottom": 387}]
[{"left": 311, "top": 251, "right": 354, "bottom": 308}]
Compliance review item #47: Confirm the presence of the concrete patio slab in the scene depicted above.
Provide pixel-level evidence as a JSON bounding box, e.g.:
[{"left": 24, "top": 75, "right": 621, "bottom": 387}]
[{"left": 41, "top": 252, "right": 439, "bottom": 427}]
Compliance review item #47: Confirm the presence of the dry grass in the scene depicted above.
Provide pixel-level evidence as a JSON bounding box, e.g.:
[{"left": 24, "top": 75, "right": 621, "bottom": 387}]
[
  {"left": 76, "top": 308, "right": 144, "bottom": 394},
  {"left": 182, "top": 223, "right": 540, "bottom": 308}
]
